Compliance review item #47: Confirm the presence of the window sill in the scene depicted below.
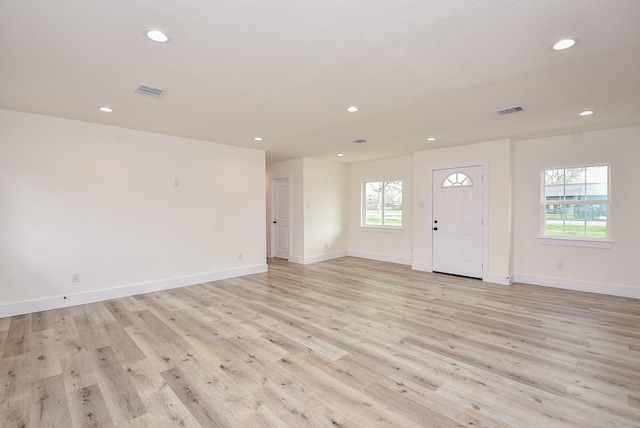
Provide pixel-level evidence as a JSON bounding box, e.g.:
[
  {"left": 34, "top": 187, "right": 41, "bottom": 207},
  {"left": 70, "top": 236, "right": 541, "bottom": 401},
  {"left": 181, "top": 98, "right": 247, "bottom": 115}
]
[
  {"left": 360, "top": 226, "right": 403, "bottom": 234},
  {"left": 538, "top": 237, "right": 614, "bottom": 248}
]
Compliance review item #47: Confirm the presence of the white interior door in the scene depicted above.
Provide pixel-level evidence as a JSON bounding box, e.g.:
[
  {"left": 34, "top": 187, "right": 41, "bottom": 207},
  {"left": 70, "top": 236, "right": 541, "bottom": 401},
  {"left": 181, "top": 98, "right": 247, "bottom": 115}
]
[
  {"left": 432, "top": 166, "right": 483, "bottom": 278},
  {"left": 273, "top": 178, "right": 289, "bottom": 259}
]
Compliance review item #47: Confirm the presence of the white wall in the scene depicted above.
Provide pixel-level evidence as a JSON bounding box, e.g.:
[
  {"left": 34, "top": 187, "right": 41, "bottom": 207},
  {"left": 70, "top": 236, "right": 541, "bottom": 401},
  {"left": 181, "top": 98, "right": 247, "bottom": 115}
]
[
  {"left": 266, "top": 158, "right": 304, "bottom": 260},
  {"left": 0, "top": 109, "right": 267, "bottom": 316},
  {"left": 413, "top": 139, "right": 513, "bottom": 284},
  {"left": 302, "top": 159, "right": 348, "bottom": 263},
  {"left": 513, "top": 125, "right": 640, "bottom": 297},
  {"left": 347, "top": 155, "right": 413, "bottom": 264},
  {"left": 4, "top": 108, "right": 636, "bottom": 316},
  {"left": 266, "top": 158, "right": 347, "bottom": 264}
]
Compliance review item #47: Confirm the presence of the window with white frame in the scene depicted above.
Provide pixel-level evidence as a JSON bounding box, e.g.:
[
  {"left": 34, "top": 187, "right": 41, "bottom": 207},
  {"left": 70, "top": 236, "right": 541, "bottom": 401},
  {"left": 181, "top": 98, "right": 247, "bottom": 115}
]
[
  {"left": 542, "top": 164, "right": 609, "bottom": 239},
  {"left": 363, "top": 180, "right": 402, "bottom": 227}
]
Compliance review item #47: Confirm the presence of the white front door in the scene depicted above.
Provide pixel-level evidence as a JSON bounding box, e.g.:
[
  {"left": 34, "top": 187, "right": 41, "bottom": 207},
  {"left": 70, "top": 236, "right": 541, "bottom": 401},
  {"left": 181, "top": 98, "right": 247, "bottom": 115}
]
[
  {"left": 273, "top": 178, "right": 289, "bottom": 259},
  {"left": 432, "top": 166, "right": 483, "bottom": 278}
]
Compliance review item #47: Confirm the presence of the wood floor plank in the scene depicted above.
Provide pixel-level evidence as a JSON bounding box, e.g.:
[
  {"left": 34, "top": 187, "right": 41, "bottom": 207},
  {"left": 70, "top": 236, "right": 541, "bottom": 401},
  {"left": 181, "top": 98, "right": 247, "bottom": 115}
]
[
  {"left": 2, "top": 314, "right": 31, "bottom": 358},
  {"left": 283, "top": 353, "right": 439, "bottom": 427},
  {"left": 1, "top": 256, "right": 639, "bottom": 427},
  {"left": 26, "top": 329, "right": 62, "bottom": 382},
  {"left": 629, "top": 394, "right": 640, "bottom": 410},
  {"left": 29, "top": 374, "right": 71, "bottom": 427},
  {"left": 50, "top": 307, "right": 76, "bottom": 340},
  {"left": 0, "top": 315, "right": 11, "bottom": 332},
  {"left": 72, "top": 311, "right": 109, "bottom": 351},
  {"left": 93, "top": 346, "right": 147, "bottom": 423},
  {"left": 60, "top": 352, "right": 100, "bottom": 393},
  {"left": 69, "top": 383, "right": 114, "bottom": 427},
  {"left": 254, "top": 315, "right": 348, "bottom": 361},
  {"left": 160, "top": 367, "right": 230, "bottom": 427},
  {"left": 0, "top": 357, "right": 31, "bottom": 427},
  {"left": 30, "top": 310, "right": 55, "bottom": 333},
  {"left": 99, "top": 321, "right": 146, "bottom": 364},
  {"left": 117, "top": 295, "right": 148, "bottom": 313},
  {"left": 125, "top": 360, "right": 201, "bottom": 427},
  {"left": 0, "top": 328, "right": 8, "bottom": 357},
  {"left": 365, "top": 381, "right": 462, "bottom": 427},
  {"left": 123, "top": 323, "right": 180, "bottom": 372},
  {"left": 103, "top": 300, "right": 137, "bottom": 328}
]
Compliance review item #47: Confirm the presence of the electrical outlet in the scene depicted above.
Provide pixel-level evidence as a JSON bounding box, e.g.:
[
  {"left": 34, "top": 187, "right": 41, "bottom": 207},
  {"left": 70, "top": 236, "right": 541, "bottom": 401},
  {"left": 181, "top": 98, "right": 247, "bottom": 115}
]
[{"left": 71, "top": 272, "right": 80, "bottom": 282}]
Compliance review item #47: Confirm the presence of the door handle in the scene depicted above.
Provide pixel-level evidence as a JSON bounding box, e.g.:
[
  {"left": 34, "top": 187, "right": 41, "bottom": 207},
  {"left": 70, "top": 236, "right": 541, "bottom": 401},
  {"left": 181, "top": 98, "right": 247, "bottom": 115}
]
[
  {"left": 433, "top": 227, "right": 438, "bottom": 231},
  {"left": 273, "top": 221, "right": 277, "bottom": 224}
]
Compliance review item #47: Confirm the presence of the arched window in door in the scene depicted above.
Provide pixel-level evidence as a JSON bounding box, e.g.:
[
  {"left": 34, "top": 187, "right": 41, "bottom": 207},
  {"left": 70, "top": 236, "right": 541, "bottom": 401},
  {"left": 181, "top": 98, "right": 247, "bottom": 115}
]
[{"left": 442, "top": 172, "right": 473, "bottom": 187}]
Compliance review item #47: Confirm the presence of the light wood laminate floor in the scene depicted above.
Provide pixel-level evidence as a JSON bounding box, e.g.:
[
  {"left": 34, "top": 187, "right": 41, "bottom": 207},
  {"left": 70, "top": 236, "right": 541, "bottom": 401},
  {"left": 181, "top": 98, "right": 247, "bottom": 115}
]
[{"left": 1, "top": 257, "right": 639, "bottom": 427}]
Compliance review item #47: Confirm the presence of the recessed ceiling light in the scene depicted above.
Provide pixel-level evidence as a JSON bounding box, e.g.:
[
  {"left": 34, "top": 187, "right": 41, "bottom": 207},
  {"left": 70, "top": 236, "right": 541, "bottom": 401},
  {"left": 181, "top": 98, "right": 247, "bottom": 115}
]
[
  {"left": 346, "top": 106, "right": 359, "bottom": 113},
  {"left": 426, "top": 137, "right": 436, "bottom": 141},
  {"left": 552, "top": 38, "right": 576, "bottom": 51},
  {"left": 254, "top": 137, "right": 263, "bottom": 141},
  {"left": 145, "top": 30, "right": 171, "bottom": 43},
  {"left": 337, "top": 153, "right": 345, "bottom": 157},
  {"left": 99, "top": 106, "right": 113, "bottom": 113},
  {"left": 579, "top": 110, "right": 594, "bottom": 116}
]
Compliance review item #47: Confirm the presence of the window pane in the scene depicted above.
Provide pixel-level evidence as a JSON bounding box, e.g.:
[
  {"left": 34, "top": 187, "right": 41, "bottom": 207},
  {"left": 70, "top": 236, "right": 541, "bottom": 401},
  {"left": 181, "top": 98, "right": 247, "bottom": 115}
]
[
  {"left": 542, "top": 165, "right": 609, "bottom": 239},
  {"left": 544, "top": 168, "right": 565, "bottom": 200},
  {"left": 544, "top": 204, "right": 565, "bottom": 236},
  {"left": 564, "top": 167, "right": 585, "bottom": 200},
  {"left": 545, "top": 169, "right": 564, "bottom": 186},
  {"left": 384, "top": 180, "right": 402, "bottom": 226},
  {"left": 565, "top": 182, "right": 586, "bottom": 200},
  {"left": 544, "top": 203, "right": 608, "bottom": 238},
  {"left": 363, "top": 180, "right": 402, "bottom": 227},
  {"left": 559, "top": 203, "right": 583, "bottom": 237},
  {"left": 565, "top": 168, "right": 585, "bottom": 184},
  {"left": 366, "top": 210, "right": 382, "bottom": 225},
  {"left": 365, "top": 182, "right": 383, "bottom": 225},
  {"left": 545, "top": 204, "right": 575, "bottom": 236},
  {"left": 442, "top": 172, "right": 472, "bottom": 187},
  {"left": 563, "top": 220, "right": 586, "bottom": 237},
  {"left": 586, "top": 204, "right": 608, "bottom": 238},
  {"left": 586, "top": 166, "right": 608, "bottom": 199},
  {"left": 545, "top": 183, "right": 565, "bottom": 201}
]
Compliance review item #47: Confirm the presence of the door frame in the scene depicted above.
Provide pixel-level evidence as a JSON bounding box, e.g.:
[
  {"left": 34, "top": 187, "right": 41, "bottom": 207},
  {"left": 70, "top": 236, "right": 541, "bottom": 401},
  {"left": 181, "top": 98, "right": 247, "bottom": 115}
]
[
  {"left": 429, "top": 161, "right": 489, "bottom": 280},
  {"left": 270, "top": 175, "right": 292, "bottom": 260}
]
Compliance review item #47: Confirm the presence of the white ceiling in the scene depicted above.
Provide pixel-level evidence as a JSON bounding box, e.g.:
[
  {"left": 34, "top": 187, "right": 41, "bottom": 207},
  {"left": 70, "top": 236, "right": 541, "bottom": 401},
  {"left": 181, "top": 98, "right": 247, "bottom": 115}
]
[{"left": 1, "top": 0, "right": 639, "bottom": 164}]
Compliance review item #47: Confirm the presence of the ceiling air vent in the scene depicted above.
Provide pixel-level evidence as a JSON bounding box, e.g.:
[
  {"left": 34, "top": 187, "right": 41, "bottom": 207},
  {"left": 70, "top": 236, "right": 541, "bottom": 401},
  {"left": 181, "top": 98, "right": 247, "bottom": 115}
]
[
  {"left": 135, "top": 84, "right": 166, "bottom": 98},
  {"left": 351, "top": 139, "right": 368, "bottom": 144},
  {"left": 496, "top": 106, "right": 524, "bottom": 115}
]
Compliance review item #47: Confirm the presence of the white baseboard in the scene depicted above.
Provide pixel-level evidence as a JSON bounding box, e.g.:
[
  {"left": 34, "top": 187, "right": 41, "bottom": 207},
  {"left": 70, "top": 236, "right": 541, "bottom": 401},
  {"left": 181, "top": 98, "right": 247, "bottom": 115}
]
[
  {"left": 348, "top": 250, "right": 412, "bottom": 266},
  {"left": 513, "top": 273, "right": 640, "bottom": 299},
  {"left": 411, "top": 262, "right": 432, "bottom": 272},
  {"left": 290, "top": 250, "right": 349, "bottom": 265},
  {"left": 0, "top": 264, "right": 268, "bottom": 318},
  {"left": 483, "top": 273, "right": 513, "bottom": 286}
]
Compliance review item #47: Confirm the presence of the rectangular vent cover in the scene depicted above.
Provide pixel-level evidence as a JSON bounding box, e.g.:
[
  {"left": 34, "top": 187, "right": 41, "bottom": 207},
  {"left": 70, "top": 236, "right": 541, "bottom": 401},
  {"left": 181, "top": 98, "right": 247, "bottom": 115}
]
[
  {"left": 135, "top": 84, "right": 166, "bottom": 97},
  {"left": 496, "top": 106, "right": 524, "bottom": 115}
]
